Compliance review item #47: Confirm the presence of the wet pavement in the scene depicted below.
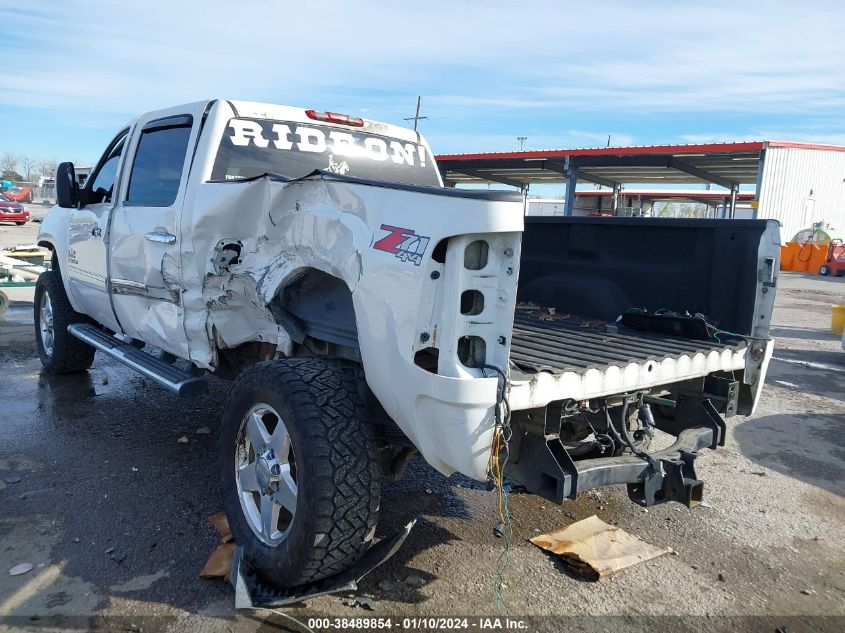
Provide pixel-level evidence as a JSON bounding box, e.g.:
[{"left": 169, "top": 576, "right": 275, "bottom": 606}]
[{"left": 0, "top": 272, "right": 843, "bottom": 632}]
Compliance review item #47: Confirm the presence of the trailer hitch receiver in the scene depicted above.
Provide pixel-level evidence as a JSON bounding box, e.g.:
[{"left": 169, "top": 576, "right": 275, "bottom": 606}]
[{"left": 627, "top": 450, "right": 704, "bottom": 508}]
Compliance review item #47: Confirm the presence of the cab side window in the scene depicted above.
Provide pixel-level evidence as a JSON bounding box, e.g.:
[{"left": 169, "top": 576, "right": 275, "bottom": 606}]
[
  {"left": 126, "top": 116, "right": 193, "bottom": 207},
  {"left": 87, "top": 133, "right": 127, "bottom": 205}
]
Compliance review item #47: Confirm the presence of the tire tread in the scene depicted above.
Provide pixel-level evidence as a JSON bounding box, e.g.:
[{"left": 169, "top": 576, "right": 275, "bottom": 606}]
[
  {"left": 35, "top": 270, "right": 95, "bottom": 373},
  {"left": 221, "top": 358, "right": 381, "bottom": 586}
]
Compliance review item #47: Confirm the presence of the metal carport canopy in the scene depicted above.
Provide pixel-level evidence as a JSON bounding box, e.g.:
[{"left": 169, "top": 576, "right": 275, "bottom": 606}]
[{"left": 434, "top": 141, "right": 766, "bottom": 190}]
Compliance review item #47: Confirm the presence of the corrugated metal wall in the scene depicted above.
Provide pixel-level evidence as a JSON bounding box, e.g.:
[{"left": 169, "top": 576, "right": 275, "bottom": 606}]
[{"left": 758, "top": 147, "right": 845, "bottom": 243}]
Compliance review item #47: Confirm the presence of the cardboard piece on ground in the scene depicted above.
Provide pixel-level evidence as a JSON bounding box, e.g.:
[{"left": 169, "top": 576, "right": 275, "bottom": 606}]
[
  {"left": 200, "top": 542, "right": 236, "bottom": 581},
  {"left": 529, "top": 515, "right": 669, "bottom": 580},
  {"left": 208, "top": 512, "right": 233, "bottom": 543},
  {"left": 201, "top": 512, "right": 235, "bottom": 580}
]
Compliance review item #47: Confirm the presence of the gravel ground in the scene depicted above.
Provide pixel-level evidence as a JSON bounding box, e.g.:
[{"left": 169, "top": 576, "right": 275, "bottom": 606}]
[{"left": 0, "top": 253, "right": 842, "bottom": 632}]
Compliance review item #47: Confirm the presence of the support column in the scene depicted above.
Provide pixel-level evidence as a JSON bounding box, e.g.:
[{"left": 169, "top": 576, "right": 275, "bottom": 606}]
[
  {"left": 564, "top": 160, "right": 578, "bottom": 217},
  {"left": 752, "top": 148, "right": 766, "bottom": 219},
  {"left": 729, "top": 183, "right": 739, "bottom": 219},
  {"left": 611, "top": 183, "right": 622, "bottom": 215}
]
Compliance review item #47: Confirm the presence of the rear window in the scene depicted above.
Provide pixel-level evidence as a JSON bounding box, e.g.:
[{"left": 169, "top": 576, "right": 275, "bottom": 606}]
[{"left": 211, "top": 118, "right": 440, "bottom": 187}]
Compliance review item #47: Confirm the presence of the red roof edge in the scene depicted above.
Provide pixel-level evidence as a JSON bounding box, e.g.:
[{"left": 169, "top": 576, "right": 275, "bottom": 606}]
[
  {"left": 765, "top": 141, "right": 845, "bottom": 152},
  {"left": 435, "top": 141, "right": 766, "bottom": 162}
]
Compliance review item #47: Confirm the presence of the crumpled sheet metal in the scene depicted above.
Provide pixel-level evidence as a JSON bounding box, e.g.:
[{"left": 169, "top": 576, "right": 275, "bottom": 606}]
[
  {"left": 180, "top": 175, "right": 366, "bottom": 367},
  {"left": 529, "top": 515, "right": 670, "bottom": 580}
]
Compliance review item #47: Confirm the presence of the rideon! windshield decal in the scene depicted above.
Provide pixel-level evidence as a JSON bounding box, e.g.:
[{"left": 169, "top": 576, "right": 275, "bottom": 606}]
[{"left": 211, "top": 118, "right": 440, "bottom": 186}]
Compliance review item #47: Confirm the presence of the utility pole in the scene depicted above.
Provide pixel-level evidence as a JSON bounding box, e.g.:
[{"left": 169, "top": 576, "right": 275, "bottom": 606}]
[
  {"left": 517, "top": 136, "right": 527, "bottom": 151},
  {"left": 606, "top": 134, "right": 612, "bottom": 147},
  {"left": 404, "top": 96, "right": 428, "bottom": 131}
]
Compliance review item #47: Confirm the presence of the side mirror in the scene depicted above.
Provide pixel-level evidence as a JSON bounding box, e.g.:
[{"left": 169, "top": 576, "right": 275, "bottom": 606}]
[{"left": 56, "top": 162, "right": 79, "bottom": 208}]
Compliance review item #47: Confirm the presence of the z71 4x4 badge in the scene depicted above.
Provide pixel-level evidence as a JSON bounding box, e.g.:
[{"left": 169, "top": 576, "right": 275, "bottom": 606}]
[{"left": 373, "top": 224, "right": 430, "bottom": 266}]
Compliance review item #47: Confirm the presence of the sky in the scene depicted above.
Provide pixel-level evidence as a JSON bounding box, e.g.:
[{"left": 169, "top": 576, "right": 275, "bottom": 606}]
[{"left": 1, "top": 0, "right": 844, "bottom": 179}]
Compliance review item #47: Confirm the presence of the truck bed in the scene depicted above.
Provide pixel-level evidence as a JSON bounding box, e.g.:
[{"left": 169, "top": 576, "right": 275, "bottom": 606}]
[{"left": 509, "top": 311, "right": 746, "bottom": 376}]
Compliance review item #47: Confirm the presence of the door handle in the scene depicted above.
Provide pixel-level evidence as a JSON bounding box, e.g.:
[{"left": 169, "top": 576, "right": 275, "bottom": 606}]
[{"left": 144, "top": 231, "right": 176, "bottom": 245}]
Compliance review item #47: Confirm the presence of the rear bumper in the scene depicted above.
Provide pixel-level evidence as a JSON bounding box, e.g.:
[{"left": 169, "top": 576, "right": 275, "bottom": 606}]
[{"left": 506, "top": 397, "right": 726, "bottom": 507}]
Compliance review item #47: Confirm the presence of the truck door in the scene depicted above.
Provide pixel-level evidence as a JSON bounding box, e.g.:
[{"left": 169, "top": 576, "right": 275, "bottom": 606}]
[
  {"left": 107, "top": 107, "right": 201, "bottom": 359},
  {"left": 65, "top": 128, "right": 130, "bottom": 332}
]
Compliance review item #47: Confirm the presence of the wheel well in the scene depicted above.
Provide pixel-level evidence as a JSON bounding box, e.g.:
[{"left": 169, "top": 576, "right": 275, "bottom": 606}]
[
  {"left": 269, "top": 268, "right": 358, "bottom": 351},
  {"left": 37, "top": 241, "right": 58, "bottom": 270},
  {"left": 216, "top": 269, "right": 360, "bottom": 379}
]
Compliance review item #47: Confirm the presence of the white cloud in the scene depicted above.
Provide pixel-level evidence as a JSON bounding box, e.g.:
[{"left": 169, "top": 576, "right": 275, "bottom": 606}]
[
  {"left": 2, "top": 0, "right": 843, "bottom": 117},
  {"left": 0, "top": 0, "right": 843, "bottom": 159}
]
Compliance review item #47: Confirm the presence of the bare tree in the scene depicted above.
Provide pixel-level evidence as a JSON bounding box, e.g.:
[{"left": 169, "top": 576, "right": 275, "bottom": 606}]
[
  {"left": 21, "top": 156, "right": 38, "bottom": 183},
  {"left": 1, "top": 152, "right": 18, "bottom": 175}
]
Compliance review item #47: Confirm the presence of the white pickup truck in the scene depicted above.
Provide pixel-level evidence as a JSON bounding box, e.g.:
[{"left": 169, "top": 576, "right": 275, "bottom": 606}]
[{"left": 36, "top": 99, "right": 780, "bottom": 589}]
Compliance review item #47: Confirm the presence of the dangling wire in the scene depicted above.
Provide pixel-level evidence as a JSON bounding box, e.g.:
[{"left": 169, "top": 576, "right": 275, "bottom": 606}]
[{"left": 480, "top": 364, "right": 512, "bottom": 617}]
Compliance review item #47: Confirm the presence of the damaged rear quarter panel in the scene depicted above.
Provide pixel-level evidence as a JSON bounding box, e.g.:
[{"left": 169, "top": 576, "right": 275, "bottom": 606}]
[
  {"left": 181, "top": 176, "right": 368, "bottom": 362},
  {"left": 179, "top": 171, "right": 524, "bottom": 478}
]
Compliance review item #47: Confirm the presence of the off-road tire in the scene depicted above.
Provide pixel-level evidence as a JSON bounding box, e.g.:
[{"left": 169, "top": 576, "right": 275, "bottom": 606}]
[
  {"left": 220, "top": 358, "right": 382, "bottom": 587},
  {"left": 34, "top": 270, "right": 95, "bottom": 373}
]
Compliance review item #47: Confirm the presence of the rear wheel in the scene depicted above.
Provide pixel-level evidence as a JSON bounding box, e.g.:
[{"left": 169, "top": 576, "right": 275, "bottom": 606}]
[
  {"left": 34, "top": 270, "right": 95, "bottom": 373},
  {"left": 220, "top": 358, "right": 381, "bottom": 587},
  {"left": 15, "top": 221, "right": 26, "bottom": 226},
  {"left": 820, "top": 265, "right": 830, "bottom": 276}
]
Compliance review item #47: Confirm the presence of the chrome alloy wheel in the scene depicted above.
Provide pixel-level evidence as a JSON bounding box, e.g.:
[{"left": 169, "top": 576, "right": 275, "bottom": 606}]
[
  {"left": 235, "top": 403, "right": 297, "bottom": 545},
  {"left": 39, "top": 291, "right": 54, "bottom": 357}
]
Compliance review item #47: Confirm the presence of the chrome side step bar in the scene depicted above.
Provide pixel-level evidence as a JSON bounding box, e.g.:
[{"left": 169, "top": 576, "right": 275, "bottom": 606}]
[{"left": 68, "top": 323, "right": 208, "bottom": 397}]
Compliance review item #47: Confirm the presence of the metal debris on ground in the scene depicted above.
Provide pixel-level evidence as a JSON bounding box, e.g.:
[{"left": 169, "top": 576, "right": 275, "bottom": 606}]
[
  {"left": 230, "top": 520, "right": 416, "bottom": 609},
  {"left": 8, "top": 563, "right": 34, "bottom": 576},
  {"left": 529, "top": 515, "right": 670, "bottom": 581}
]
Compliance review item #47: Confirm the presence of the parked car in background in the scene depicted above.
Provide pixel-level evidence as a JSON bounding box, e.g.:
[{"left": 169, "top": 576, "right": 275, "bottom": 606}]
[
  {"left": 1, "top": 185, "right": 35, "bottom": 203},
  {"left": 0, "top": 192, "right": 29, "bottom": 225}
]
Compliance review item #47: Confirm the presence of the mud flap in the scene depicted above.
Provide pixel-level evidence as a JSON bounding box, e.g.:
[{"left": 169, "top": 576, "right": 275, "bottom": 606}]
[{"left": 232, "top": 519, "right": 416, "bottom": 609}]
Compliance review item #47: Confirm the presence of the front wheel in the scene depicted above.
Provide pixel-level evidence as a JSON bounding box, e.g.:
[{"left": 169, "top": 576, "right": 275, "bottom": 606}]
[
  {"left": 34, "top": 270, "right": 95, "bottom": 373},
  {"left": 220, "top": 358, "right": 382, "bottom": 588},
  {"left": 820, "top": 265, "right": 830, "bottom": 276}
]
